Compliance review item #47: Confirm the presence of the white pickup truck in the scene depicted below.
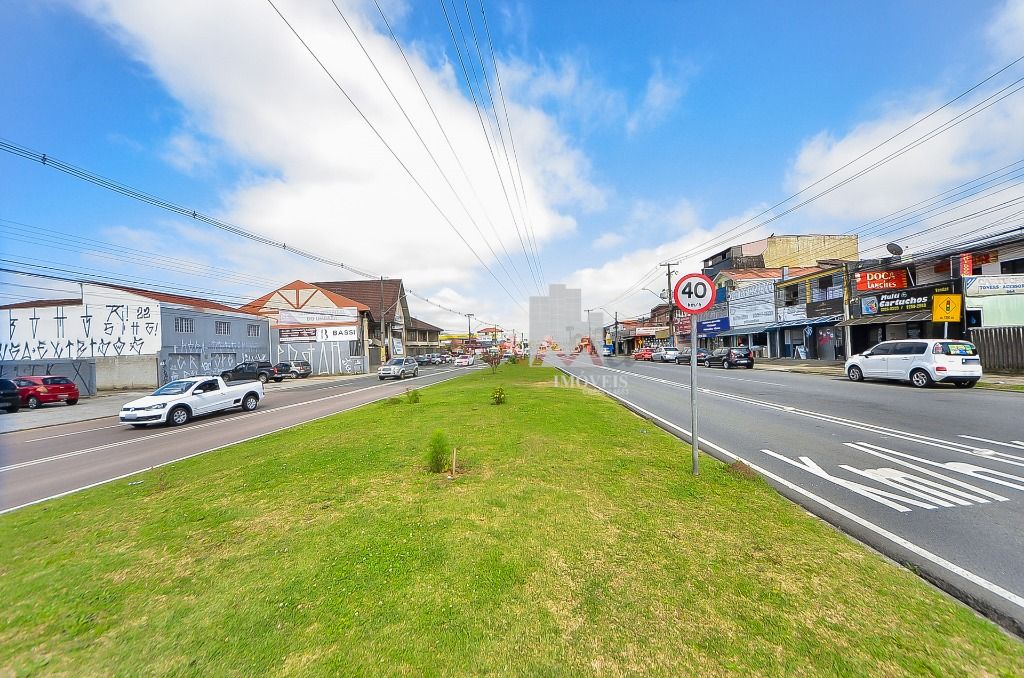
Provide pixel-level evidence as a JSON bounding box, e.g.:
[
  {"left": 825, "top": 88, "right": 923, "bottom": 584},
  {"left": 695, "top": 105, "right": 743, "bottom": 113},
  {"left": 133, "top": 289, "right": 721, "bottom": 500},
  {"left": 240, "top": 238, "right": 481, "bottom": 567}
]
[{"left": 119, "top": 376, "right": 264, "bottom": 427}]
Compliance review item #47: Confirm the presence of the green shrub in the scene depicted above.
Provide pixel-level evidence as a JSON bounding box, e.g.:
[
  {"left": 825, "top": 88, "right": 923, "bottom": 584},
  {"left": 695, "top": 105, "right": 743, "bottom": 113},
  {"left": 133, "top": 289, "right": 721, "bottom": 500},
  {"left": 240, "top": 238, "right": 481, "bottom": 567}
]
[
  {"left": 405, "top": 389, "right": 421, "bottom": 404},
  {"left": 426, "top": 429, "right": 448, "bottom": 473},
  {"left": 507, "top": 355, "right": 519, "bottom": 365},
  {"left": 385, "top": 396, "right": 403, "bottom": 406},
  {"left": 491, "top": 386, "right": 506, "bottom": 405}
]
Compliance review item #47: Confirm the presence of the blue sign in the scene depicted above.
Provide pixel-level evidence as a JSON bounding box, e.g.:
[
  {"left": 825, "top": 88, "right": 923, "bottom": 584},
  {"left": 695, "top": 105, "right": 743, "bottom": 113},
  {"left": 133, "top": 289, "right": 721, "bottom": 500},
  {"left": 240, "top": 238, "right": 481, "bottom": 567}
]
[{"left": 697, "top": 317, "right": 730, "bottom": 338}]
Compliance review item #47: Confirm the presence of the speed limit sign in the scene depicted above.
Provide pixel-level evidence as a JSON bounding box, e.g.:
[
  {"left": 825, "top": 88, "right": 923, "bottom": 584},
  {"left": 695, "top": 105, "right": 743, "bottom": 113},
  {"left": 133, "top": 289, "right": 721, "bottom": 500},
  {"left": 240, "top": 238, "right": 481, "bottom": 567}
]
[{"left": 673, "top": 273, "right": 715, "bottom": 314}]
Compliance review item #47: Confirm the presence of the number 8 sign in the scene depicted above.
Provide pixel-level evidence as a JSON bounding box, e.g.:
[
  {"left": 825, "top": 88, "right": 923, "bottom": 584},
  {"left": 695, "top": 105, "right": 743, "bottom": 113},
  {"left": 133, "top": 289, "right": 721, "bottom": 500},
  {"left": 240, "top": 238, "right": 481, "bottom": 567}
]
[{"left": 673, "top": 272, "right": 715, "bottom": 314}]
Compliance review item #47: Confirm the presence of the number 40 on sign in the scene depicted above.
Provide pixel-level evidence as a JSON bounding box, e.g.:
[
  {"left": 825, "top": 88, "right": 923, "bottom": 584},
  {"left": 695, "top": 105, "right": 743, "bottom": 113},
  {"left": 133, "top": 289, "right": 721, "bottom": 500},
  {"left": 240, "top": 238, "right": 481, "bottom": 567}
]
[{"left": 673, "top": 273, "right": 715, "bottom": 314}]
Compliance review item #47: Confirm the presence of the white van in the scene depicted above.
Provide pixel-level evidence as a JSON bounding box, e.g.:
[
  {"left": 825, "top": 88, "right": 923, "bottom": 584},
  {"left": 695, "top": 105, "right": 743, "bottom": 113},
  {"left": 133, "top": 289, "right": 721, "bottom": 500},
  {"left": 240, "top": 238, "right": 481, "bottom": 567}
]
[{"left": 844, "top": 339, "right": 982, "bottom": 388}]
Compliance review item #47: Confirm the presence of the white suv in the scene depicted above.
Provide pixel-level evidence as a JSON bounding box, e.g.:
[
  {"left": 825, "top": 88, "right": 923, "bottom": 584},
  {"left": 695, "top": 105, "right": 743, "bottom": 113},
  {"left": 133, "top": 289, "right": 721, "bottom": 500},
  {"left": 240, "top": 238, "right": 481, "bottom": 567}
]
[
  {"left": 845, "top": 339, "right": 982, "bottom": 388},
  {"left": 378, "top": 357, "right": 419, "bottom": 380}
]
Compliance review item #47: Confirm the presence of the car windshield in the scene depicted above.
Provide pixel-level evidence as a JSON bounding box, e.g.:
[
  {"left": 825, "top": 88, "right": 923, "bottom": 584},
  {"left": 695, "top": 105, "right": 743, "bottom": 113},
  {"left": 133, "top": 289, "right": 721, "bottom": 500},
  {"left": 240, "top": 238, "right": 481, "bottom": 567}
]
[
  {"left": 386, "top": 358, "right": 404, "bottom": 365},
  {"left": 153, "top": 380, "right": 195, "bottom": 396}
]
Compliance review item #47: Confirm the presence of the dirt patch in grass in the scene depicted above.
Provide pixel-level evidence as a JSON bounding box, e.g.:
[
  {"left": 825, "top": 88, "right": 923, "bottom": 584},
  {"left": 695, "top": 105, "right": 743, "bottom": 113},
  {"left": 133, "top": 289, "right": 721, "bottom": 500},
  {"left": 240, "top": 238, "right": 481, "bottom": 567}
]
[{"left": 725, "top": 460, "right": 758, "bottom": 480}]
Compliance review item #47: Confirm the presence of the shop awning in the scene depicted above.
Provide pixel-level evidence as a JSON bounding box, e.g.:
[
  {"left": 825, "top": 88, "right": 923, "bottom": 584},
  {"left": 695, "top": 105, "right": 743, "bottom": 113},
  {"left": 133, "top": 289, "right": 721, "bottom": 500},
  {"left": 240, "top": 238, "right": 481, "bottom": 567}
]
[
  {"left": 765, "top": 315, "right": 844, "bottom": 331},
  {"left": 836, "top": 311, "right": 932, "bottom": 327},
  {"left": 718, "top": 323, "right": 774, "bottom": 337}
]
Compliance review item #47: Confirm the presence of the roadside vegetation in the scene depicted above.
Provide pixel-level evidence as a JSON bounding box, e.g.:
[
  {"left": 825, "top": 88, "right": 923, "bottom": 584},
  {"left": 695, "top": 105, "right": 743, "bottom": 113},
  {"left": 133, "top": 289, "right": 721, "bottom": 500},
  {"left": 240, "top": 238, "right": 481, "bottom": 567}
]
[
  {"left": 1, "top": 364, "right": 1021, "bottom": 675},
  {"left": 977, "top": 381, "right": 1024, "bottom": 392}
]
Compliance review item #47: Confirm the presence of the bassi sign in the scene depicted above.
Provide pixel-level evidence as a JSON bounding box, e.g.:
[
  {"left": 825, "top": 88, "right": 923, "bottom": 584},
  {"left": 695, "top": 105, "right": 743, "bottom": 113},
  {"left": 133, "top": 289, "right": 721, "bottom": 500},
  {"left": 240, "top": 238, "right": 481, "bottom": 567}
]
[{"left": 854, "top": 269, "right": 908, "bottom": 291}]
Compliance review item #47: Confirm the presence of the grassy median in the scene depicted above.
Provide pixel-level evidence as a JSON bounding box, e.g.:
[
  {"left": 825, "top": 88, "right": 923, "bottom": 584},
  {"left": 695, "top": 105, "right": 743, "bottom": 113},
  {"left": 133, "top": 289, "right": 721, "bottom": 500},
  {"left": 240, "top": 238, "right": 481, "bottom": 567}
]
[{"left": 1, "top": 364, "right": 1022, "bottom": 675}]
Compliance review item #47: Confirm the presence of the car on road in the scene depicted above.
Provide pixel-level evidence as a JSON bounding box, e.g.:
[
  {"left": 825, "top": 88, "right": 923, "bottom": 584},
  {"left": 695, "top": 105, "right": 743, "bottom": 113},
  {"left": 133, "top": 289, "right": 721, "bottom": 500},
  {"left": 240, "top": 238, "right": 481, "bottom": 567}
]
[
  {"left": 119, "top": 376, "right": 264, "bottom": 427},
  {"left": 378, "top": 357, "right": 419, "bottom": 380},
  {"left": 652, "top": 346, "right": 681, "bottom": 363},
  {"left": 845, "top": 339, "right": 982, "bottom": 388},
  {"left": 675, "top": 347, "right": 710, "bottom": 365},
  {"left": 633, "top": 347, "right": 654, "bottom": 361},
  {"left": 0, "top": 379, "right": 20, "bottom": 413},
  {"left": 414, "top": 354, "right": 432, "bottom": 367},
  {"left": 221, "top": 361, "right": 282, "bottom": 384},
  {"left": 454, "top": 354, "right": 475, "bottom": 366},
  {"left": 14, "top": 376, "right": 80, "bottom": 408},
  {"left": 274, "top": 361, "right": 312, "bottom": 379},
  {"left": 705, "top": 347, "right": 755, "bottom": 369}
]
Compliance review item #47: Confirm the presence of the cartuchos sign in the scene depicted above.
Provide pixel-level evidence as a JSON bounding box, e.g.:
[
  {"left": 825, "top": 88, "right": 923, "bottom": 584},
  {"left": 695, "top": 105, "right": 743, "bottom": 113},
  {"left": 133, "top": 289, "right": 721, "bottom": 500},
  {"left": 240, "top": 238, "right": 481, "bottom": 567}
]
[{"left": 855, "top": 269, "right": 908, "bottom": 291}]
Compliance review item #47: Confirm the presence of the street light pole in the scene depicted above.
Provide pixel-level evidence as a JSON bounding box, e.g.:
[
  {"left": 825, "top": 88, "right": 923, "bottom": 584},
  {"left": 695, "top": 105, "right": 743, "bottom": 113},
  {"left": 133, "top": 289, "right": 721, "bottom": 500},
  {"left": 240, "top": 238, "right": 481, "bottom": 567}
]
[
  {"left": 660, "top": 263, "right": 676, "bottom": 346},
  {"left": 466, "top": 313, "right": 474, "bottom": 351},
  {"left": 584, "top": 307, "right": 594, "bottom": 354}
]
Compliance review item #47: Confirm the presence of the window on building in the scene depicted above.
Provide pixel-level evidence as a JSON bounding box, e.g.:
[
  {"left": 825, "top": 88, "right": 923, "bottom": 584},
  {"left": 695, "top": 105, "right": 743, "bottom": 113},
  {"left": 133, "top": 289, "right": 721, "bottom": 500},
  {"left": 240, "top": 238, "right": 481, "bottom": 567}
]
[
  {"left": 215, "top": 321, "right": 231, "bottom": 335},
  {"left": 1001, "top": 257, "right": 1024, "bottom": 274},
  {"left": 247, "top": 324, "right": 261, "bottom": 337},
  {"left": 174, "top": 317, "right": 194, "bottom": 333}
]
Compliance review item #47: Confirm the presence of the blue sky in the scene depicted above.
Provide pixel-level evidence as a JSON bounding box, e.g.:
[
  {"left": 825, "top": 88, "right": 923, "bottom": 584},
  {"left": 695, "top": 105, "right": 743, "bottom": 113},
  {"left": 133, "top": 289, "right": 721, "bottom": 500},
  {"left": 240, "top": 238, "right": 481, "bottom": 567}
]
[{"left": 2, "top": 1, "right": 1023, "bottom": 332}]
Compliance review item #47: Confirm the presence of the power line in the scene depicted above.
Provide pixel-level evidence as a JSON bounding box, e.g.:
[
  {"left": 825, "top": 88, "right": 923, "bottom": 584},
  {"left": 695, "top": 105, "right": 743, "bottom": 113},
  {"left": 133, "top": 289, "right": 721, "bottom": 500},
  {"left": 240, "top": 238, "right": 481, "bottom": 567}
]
[{"left": 264, "top": 0, "right": 526, "bottom": 313}]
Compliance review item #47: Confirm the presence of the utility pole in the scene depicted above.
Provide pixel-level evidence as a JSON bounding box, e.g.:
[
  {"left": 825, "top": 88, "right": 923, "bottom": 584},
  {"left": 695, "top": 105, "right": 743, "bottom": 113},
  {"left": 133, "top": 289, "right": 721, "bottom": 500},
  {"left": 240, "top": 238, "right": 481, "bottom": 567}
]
[
  {"left": 614, "top": 311, "right": 619, "bottom": 355},
  {"left": 466, "top": 313, "right": 474, "bottom": 349},
  {"left": 661, "top": 263, "right": 676, "bottom": 346},
  {"left": 584, "top": 308, "right": 595, "bottom": 354}
]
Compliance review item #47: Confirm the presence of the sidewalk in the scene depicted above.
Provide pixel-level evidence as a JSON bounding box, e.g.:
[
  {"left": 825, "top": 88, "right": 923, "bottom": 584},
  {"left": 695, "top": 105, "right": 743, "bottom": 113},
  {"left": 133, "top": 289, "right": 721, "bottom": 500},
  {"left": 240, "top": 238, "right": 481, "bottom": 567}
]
[
  {"left": 755, "top": 357, "right": 1024, "bottom": 388},
  {"left": 0, "top": 374, "right": 368, "bottom": 435}
]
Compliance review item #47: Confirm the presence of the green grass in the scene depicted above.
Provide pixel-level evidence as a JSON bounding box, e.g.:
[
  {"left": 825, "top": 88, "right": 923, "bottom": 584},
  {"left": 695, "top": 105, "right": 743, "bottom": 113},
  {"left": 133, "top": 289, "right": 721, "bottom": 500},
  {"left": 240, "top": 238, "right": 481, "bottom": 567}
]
[
  {"left": 977, "top": 381, "right": 1024, "bottom": 392},
  {"left": 1, "top": 364, "right": 1022, "bottom": 676}
]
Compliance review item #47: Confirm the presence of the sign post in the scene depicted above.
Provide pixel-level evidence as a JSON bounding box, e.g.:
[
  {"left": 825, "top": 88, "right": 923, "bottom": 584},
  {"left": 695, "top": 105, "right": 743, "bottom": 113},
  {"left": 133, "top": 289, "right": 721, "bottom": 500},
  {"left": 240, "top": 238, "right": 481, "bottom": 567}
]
[{"left": 673, "top": 273, "right": 716, "bottom": 475}]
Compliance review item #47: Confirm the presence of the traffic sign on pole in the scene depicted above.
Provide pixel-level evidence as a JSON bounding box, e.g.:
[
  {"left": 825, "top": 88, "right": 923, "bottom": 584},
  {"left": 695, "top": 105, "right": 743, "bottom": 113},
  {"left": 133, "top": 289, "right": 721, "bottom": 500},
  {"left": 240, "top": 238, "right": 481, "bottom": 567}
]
[{"left": 672, "top": 272, "right": 715, "bottom": 475}]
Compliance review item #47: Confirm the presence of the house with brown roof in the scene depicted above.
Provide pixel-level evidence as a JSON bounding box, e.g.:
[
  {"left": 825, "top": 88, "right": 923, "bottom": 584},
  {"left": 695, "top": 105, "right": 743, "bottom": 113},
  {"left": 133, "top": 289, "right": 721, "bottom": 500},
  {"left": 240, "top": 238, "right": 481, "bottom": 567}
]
[
  {"left": 240, "top": 280, "right": 372, "bottom": 374},
  {"left": 1, "top": 281, "right": 271, "bottom": 392},
  {"left": 312, "top": 279, "right": 411, "bottom": 364},
  {"left": 406, "top": 317, "right": 443, "bottom": 356}
]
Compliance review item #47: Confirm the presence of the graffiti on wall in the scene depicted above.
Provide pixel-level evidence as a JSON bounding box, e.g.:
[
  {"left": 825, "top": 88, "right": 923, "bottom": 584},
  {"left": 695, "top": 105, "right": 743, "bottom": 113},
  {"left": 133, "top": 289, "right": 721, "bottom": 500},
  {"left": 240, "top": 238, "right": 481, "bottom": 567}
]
[
  {"left": 0, "top": 359, "right": 97, "bottom": 396},
  {"left": 2, "top": 304, "right": 160, "bottom": 361},
  {"left": 161, "top": 339, "right": 268, "bottom": 383},
  {"left": 276, "top": 341, "right": 365, "bottom": 375}
]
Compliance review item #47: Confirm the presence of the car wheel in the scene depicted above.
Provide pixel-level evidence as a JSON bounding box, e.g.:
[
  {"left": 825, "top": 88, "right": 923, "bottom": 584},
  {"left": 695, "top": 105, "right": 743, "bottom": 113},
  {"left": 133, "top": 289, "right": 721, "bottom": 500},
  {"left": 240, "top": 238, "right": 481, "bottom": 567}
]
[
  {"left": 723, "top": 361, "right": 731, "bottom": 369},
  {"left": 847, "top": 365, "right": 863, "bottom": 382},
  {"left": 242, "top": 394, "right": 259, "bottom": 411},
  {"left": 6, "top": 405, "right": 19, "bottom": 413},
  {"left": 168, "top": 406, "right": 190, "bottom": 426},
  {"left": 258, "top": 374, "right": 269, "bottom": 384},
  {"left": 379, "top": 376, "right": 385, "bottom": 381},
  {"left": 910, "top": 369, "right": 933, "bottom": 388},
  {"left": 291, "top": 372, "right": 300, "bottom": 379},
  {"left": 414, "top": 368, "right": 419, "bottom": 377},
  {"left": 702, "top": 360, "right": 710, "bottom": 368},
  {"left": 67, "top": 398, "right": 78, "bottom": 405},
  {"left": 955, "top": 380, "right": 977, "bottom": 389},
  {"left": 27, "top": 396, "right": 40, "bottom": 409},
  {"left": 273, "top": 378, "right": 284, "bottom": 383}
]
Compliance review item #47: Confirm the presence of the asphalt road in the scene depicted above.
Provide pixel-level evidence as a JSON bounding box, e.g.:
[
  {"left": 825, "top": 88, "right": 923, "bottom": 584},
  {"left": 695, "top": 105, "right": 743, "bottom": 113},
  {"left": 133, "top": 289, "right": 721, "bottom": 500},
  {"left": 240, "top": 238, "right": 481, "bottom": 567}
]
[
  {"left": 556, "top": 354, "right": 1024, "bottom": 635},
  {"left": 0, "top": 366, "right": 474, "bottom": 514}
]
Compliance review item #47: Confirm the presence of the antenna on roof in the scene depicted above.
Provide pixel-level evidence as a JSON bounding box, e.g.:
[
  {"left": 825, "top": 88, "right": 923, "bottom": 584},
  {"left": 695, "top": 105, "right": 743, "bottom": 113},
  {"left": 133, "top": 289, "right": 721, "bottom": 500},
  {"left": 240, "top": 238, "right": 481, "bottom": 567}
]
[{"left": 886, "top": 243, "right": 904, "bottom": 256}]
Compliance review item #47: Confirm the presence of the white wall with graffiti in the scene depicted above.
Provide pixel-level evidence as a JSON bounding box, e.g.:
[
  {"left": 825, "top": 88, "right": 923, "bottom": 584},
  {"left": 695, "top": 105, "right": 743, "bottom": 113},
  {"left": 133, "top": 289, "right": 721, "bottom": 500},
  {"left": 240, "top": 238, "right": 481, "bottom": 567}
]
[
  {"left": 273, "top": 325, "right": 367, "bottom": 376},
  {"left": 159, "top": 307, "right": 271, "bottom": 384}
]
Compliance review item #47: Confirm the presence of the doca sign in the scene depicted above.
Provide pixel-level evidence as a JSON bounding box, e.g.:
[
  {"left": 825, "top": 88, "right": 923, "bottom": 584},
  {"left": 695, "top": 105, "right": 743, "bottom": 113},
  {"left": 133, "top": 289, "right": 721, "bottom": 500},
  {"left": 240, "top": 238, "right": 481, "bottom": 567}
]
[{"left": 855, "top": 269, "right": 908, "bottom": 291}]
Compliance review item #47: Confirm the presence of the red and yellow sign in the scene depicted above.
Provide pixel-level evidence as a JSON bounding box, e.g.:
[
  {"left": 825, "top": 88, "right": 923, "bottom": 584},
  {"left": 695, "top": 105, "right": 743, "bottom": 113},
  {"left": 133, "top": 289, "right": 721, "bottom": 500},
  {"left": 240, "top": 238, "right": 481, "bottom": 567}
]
[
  {"left": 931, "top": 294, "right": 962, "bottom": 323},
  {"left": 959, "top": 253, "right": 974, "bottom": 277},
  {"left": 855, "top": 269, "right": 908, "bottom": 291}
]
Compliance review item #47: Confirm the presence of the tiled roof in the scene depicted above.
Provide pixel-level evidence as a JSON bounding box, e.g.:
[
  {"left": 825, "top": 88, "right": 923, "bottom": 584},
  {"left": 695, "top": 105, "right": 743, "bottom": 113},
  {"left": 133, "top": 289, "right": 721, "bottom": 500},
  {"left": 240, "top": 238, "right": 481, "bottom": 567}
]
[
  {"left": 104, "top": 284, "right": 244, "bottom": 314},
  {"left": 239, "top": 280, "right": 369, "bottom": 315},
  {"left": 408, "top": 317, "right": 443, "bottom": 332},
  {"left": 0, "top": 298, "right": 82, "bottom": 310},
  {"left": 313, "top": 279, "right": 405, "bottom": 323},
  {"left": 719, "top": 267, "right": 822, "bottom": 280}
]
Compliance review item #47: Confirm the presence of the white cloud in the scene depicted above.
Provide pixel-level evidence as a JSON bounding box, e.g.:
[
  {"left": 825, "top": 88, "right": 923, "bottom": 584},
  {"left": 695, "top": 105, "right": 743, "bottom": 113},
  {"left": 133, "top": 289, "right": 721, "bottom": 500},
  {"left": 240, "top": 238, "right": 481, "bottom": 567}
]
[
  {"left": 592, "top": 232, "right": 624, "bottom": 249},
  {"left": 162, "top": 132, "right": 212, "bottom": 174},
  {"left": 70, "top": 0, "right": 604, "bottom": 325},
  {"left": 988, "top": 0, "right": 1024, "bottom": 62},
  {"left": 625, "top": 61, "right": 692, "bottom": 137}
]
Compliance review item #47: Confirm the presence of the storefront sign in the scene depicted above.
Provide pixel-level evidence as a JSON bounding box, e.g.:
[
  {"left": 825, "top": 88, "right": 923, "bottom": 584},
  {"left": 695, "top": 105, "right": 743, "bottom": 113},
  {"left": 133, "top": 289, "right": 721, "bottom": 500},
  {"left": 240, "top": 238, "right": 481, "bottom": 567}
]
[
  {"left": 934, "top": 250, "right": 998, "bottom": 274},
  {"left": 317, "top": 325, "right": 359, "bottom": 342},
  {"left": 856, "top": 283, "right": 956, "bottom": 316},
  {"left": 278, "top": 327, "right": 317, "bottom": 342},
  {"left": 964, "top": 275, "right": 1024, "bottom": 296},
  {"left": 278, "top": 308, "right": 359, "bottom": 325},
  {"left": 959, "top": 254, "right": 974, "bottom": 277},
  {"left": 777, "top": 305, "right": 807, "bottom": 322},
  {"left": 674, "top": 317, "right": 692, "bottom": 334},
  {"left": 697, "top": 317, "right": 730, "bottom": 338},
  {"left": 855, "top": 269, "right": 908, "bottom": 291},
  {"left": 806, "top": 297, "right": 844, "bottom": 318},
  {"left": 932, "top": 294, "right": 962, "bottom": 322}
]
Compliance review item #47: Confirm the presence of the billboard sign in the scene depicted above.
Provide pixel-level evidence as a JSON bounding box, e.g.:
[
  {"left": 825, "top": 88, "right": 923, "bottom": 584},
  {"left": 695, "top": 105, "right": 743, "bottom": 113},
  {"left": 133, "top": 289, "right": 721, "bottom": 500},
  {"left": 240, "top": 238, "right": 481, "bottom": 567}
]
[{"left": 854, "top": 269, "right": 908, "bottom": 291}]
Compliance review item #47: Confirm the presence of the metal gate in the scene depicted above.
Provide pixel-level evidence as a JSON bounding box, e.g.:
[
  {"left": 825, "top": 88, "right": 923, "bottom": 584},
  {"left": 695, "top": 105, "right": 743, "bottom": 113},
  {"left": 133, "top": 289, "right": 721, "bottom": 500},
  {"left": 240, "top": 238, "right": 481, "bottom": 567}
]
[
  {"left": 0, "top": 359, "right": 97, "bottom": 396},
  {"left": 969, "top": 326, "right": 1024, "bottom": 372}
]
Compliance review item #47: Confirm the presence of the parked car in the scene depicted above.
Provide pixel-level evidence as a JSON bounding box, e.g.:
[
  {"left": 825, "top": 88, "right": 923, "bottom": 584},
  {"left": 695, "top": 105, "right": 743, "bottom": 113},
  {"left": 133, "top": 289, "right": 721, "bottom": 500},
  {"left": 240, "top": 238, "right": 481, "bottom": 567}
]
[
  {"left": 378, "top": 357, "right": 419, "bottom": 380},
  {"left": 675, "top": 347, "right": 710, "bottom": 365},
  {"left": 0, "top": 379, "right": 20, "bottom": 413},
  {"left": 414, "top": 354, "right": 432, "bottom": 366},
  {"left": 652, "top": 346, "right": 681, "bottom": 363},
  {"left": 119, "top": 376, "right": 264, "bottom": 427},
  {"left": 705, "top": 347, "right": 755, "bottom": 369},
  {"left": 454, "top": 354, "right": 475, "bottom": 366},
  {"left": 221, "top": 361, "right": 281, "bottom": 384},
  {"left": 429, "top": 354, "right": 444, "bottom": 365},
  {"left": 274, "top": 361, "right": 312, "bottom": 379},
  {"left": 845, "top": 339, "right": 982, "bottom": 388},
  {"left": 14, "top": 376, "right": 80, "bottom": 408},
  {"left": 633, "top": 347, "right": 654, "bottom": 361}
]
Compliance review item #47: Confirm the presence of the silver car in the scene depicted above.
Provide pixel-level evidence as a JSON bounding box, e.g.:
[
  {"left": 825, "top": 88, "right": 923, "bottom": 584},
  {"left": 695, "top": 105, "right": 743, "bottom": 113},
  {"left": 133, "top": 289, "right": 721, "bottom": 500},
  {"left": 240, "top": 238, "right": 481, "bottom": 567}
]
[
  {"left": 378, "top": 357, "right": 419, "bottom": 380},
  {"left": 652, "top": 346, "right": 681, "bottom": 362}
]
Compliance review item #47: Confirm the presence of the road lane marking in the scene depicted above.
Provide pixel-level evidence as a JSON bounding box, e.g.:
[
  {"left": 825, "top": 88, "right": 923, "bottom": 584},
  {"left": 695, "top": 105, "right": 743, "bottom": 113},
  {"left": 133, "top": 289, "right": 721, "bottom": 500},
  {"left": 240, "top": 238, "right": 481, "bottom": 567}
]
[
  {"left": 846, "top": 442, "right": 1024, "bottom": 492},
  {"left": 0, "top": 370, "right": 466, "bottom": 515},
  {"left": 563, "top": 369, "right": 1024, "bottom": 613},
  {"left": 959, "top": 435, "right": 1024, "bottom": 451},
  {"left": 1, "top": 369, "right": 461, "bottom": 473},
  {"left": 24, "top": 423, "right": 126, "bottom": 442}
]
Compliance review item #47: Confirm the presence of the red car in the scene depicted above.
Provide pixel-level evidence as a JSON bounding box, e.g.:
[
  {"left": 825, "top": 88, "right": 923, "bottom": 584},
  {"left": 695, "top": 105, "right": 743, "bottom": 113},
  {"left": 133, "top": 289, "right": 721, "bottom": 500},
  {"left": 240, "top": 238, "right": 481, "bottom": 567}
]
[
  {"left": 14, "top": 376, "right": 80, "bottom": 409},
  {"left": 633, "top": 347, "right": 654, "bottom": 361}
]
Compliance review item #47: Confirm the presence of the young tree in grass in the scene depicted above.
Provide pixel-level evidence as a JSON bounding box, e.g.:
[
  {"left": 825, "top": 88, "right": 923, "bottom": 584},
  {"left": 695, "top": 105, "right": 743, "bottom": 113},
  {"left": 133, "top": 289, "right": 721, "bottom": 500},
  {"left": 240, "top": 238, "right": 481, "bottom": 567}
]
[{"left": 482, "top": 352, "right": 501, "bottom": 374}]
